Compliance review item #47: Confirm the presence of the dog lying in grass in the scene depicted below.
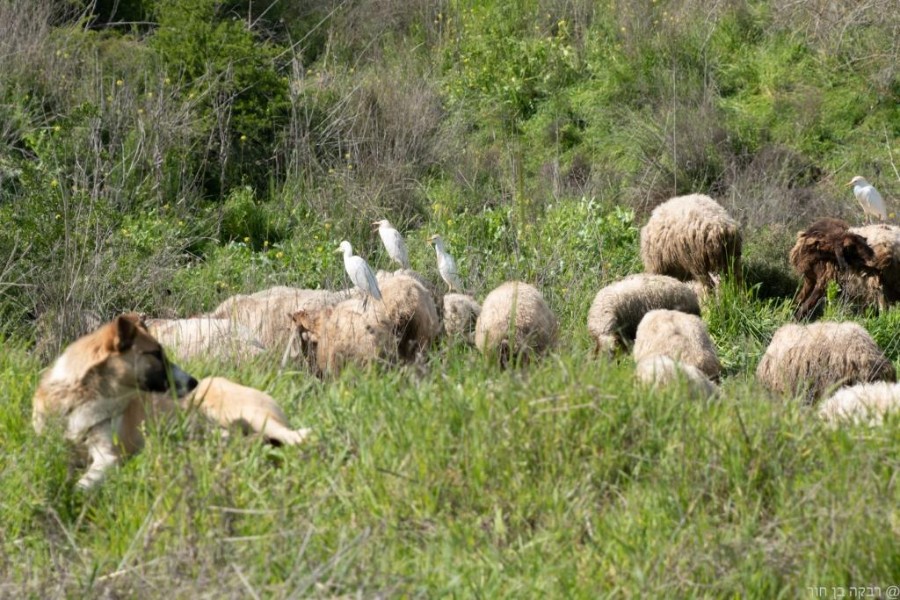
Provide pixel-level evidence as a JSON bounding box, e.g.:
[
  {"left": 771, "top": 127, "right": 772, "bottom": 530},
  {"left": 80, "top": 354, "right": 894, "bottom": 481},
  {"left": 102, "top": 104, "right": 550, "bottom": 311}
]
[{"left": 32, "top": 313, "right": 311, "bottom": 490}]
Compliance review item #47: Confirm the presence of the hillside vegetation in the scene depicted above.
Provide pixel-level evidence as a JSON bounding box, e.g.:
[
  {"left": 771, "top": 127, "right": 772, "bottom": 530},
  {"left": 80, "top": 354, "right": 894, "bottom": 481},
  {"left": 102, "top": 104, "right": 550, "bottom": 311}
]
[{"left": 1, "top": 0, "right": 898, "bottom": 596}]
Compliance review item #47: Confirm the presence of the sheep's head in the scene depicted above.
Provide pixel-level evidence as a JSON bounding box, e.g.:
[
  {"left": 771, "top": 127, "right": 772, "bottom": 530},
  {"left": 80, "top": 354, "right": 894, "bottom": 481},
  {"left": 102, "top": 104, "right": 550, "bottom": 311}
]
[{"left": 291, "top": 308, "right": 330, "bottom": 343}]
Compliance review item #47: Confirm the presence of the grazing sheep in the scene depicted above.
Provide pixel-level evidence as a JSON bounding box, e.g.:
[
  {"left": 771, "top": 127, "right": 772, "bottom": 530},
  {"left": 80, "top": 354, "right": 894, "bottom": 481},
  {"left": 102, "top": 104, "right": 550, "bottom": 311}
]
[
  {"left": 209, "top": 287, "right": 345, "bottom": 350},
  {"left": 442, "top": 293, "right": 481, "bottom": 342},
  {"left": 756, "top": 321, "right": 895, "bottom": 404},
  {"left": 847, "top": 224, "right": 900, "bottom": 307},
  {"left": 635, "top": 355, "right": 717, "bottom": 399},
  {"left": 146, "top": 317, "right": 264, "bottom": 363},
  {"left": 587, "top": 274, "right": 701, "bottom": 356},
  {"left": 474, "top": 281, "right": 558, "bottom": 366},
  {"left": 789, "top": 218, "right": 879, "bottom": 320},
  {"left": 633, "top": 309, "right": 721, "bottom": 380},
  {"left": 640, "top": 194, "right": 742, "bottom": 288},
  {"left": 372, "top": 273, "right": 441, "bottom": 360},
  {"left": 292, "top": 300, "right": 396, "bottom": 375},
  {"left": 818, "top": 382, "right": 900, "bottom": 427}
]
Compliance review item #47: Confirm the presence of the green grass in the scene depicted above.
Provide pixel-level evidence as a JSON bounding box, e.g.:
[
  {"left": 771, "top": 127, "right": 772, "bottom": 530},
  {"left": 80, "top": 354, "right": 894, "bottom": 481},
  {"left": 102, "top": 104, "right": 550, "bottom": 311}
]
[{"left": 2, "top": 326, "right": 898, "bottom": 596}]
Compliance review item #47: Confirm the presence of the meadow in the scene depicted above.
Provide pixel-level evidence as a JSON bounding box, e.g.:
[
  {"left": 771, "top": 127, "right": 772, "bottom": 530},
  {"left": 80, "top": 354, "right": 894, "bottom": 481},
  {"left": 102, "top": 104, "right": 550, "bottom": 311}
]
[{"left": 1, "top": 0, "right": 898, "bottom": 596}]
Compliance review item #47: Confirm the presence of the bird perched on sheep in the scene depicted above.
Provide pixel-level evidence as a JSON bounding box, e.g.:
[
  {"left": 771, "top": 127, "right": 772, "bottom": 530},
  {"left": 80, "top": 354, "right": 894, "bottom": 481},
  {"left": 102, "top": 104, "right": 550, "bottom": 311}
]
[
  {"left": 428, "top": 234, "right": 464, "bottom": 293},
  {"left": 474, "top": 281, "right": 558, "bottom": 366},
  {"left": 442, "top": 293, "right": 481, "bottom": 342},
  {"left": 632, "top": 309, "right": 721, "bottom": 380},
  {"left": 756, "top": 321, "right": 895, "bottom": 404},
  {"left": 789, "top": 218, "right": 878, "bottom": 320},
  {"left": 291, "top": 300, "right": 397, "bottom": 375},
  {"left": 818, "top": 381, "right": 900, "bottom": 427},
  {"left": 373, "top": 219, "right": 410, "bottom": 269},
  {"left": 371, "top": 272, "right": 441, "bottom": 360},
  {"left": 336, "top": 240, "right": 382, "bottom": 309},
  {"left": 848, "top": 175, "right": 887, "bottom": 223},
  {"left": 146, "top": 317, "right": 265, "bottom": 363},
  {"left": 640, "top": 194, "right": 742, "bottom": 288},
  {"left": 587, "top": 274, "right": 701, "bottom": 356},
  {"left": 634, "top": 355, "right": 717, "bottom": 399}
]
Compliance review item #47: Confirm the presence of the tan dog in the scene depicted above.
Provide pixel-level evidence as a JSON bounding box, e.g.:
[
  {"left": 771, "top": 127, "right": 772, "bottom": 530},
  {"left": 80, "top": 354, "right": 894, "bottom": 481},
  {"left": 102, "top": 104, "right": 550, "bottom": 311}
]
[{"left": 33, "top": 314, "right": 311, "bottom": 490}]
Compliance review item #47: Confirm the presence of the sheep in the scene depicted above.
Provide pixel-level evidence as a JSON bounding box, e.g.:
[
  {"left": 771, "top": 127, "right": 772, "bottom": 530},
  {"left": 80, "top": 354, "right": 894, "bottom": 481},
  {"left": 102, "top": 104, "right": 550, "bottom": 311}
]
[
  {"left": 634, "top": 355, "right": 717, "bottom": 399},
  {"left": 442, "top": 293, "right": 481, "bottom": 342},
  {"left": 474, "top": 281, "right": 558, "bottom": 366},
  {"left": 291, "top": 300, "right": 397, "bottom": 375},
  {"left": 209, "top": 287, "right": 345, "bottom": 350},
  {"left": 640, "top": 194, "right": 742, "bottom": 288},
  {"left": 755, "top": 321, "right": 895, "bottom": 404},
  {"left": 146, "top": 317, "right": 265, "bottom": 363},
  {"left": 632, "top": 309, "right": 721, "bottom": 380},
  {"left": 789, "top": 218, "right": 879, "bottom": 320},
  {"left": 371, "top": 273, "right": 441, "bottom": 360},
  {"left": 847, "top": 224, "right": 900, "bottom": 307},
  {"left": 818, "top": 382, "right": 900, "bottom": 427},
  {"left": 587, "top": 274, "right": 701, "bottom": 356}
]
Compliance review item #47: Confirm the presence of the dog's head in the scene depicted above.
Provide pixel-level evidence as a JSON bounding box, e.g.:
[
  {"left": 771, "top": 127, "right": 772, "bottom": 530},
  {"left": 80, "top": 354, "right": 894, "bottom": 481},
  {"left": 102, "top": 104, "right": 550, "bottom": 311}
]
[{"left": 91, "top": 314, "right": 198, "bottom": 397}]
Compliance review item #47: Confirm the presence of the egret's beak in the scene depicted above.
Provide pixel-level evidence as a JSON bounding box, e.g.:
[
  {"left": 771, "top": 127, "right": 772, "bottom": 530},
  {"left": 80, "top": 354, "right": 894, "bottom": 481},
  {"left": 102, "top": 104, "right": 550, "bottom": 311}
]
[
  {"left": 846, "top": 181, "right": 854, "bottom": 187},
  {"left": 334, "top": 248, "right": 343, "bottom": 254}
]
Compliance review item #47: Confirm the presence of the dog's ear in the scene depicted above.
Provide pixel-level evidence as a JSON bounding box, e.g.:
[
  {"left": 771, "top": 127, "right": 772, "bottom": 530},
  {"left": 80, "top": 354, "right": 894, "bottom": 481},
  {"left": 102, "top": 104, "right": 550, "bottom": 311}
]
[{"left": 113, "top": 314, "right": 141, "bottom": 352}]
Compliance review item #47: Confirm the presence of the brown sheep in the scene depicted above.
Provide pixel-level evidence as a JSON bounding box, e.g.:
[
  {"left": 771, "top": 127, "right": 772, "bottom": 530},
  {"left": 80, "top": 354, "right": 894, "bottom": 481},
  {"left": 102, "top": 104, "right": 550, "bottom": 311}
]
[
  {"left": 292, "top": 300, "right": 397, "bottom": 375},
  {"left": 640, "top": 194, "right": 742, "bottom": 288},
  {"left": 756, "top": 321, "right": 895, "bottom": 404},
  {"left": 474, "top": 281, "right": 558, "bottom": 367},
  {"left": 789, "top": 218, "right": 879, "bottom": 320}
]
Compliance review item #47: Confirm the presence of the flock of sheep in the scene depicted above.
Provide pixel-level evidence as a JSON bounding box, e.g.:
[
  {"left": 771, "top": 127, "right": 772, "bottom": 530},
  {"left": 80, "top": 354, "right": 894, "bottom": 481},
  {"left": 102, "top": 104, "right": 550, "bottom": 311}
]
[{"left": 147, "top": 189, "right": 900, "bottom": 427}]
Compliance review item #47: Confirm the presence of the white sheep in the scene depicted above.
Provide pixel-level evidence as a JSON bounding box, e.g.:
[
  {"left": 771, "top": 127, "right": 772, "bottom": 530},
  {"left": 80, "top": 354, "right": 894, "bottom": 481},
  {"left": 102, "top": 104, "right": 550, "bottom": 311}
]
[
  {"left": 634, "top": 355, "right": 717, "bottom": 399},
  {"left": 756, "top": 321, "right": 895, "bottom": 404},
  {"left": 442, "top": 293, "right": 481, "bottom": 342},
  {"left": 640, "top": 194, "right": 742, "bottom": 288},
  {"left": 587, "top": 274, "right": 701, "bottom": 356},
  {"left": 371, "top": 272, "right": 441, "bottom": 360},
  {"left": 633, "top": 309, "right": 720, "bottom": 380},
  {"left": 818, "top": 382, "right": 900, "bottom": 427},
  {"left": 474, "top": 281, "right": 558, "bottom": 366},
  {"left": 146, "top": 317, "right": 264, "bottom": 363}
]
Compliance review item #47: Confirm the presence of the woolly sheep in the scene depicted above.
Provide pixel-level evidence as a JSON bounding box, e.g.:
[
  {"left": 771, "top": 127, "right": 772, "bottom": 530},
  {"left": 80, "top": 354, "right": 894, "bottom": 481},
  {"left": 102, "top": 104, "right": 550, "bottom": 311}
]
[
  {"left": 474, "top": 281, "right": 558, "bottom": 366},
  {"left": 847, "top": 224, "right": 900, "bottom": 307},
  {"left": 146, "top": 317, "right": 264, "bottom": 363},
  {"left": 209, "top": 287, "right": 345, "bottom": 350},
  {"left": 818, "top": 382, "right": 900, "bottom": 427},
  {"left": 632, "top": 309, "right": 720, "bottom": 380},
  {"left": 634, "top": 355, "right": 717, "bottom": 399},
  {"left": 756, "top": 321, "right": 895, "bottom": 404},
  {"left": 587, "top": 274, "right": 701, "bottom": 356},
  {"left": 292, "top": 300, "right": 397, "bottom": 375},
  {"left": 371, "top": 273, "right": 441, "bottom": 360},
  {"left": 640, "top": 194, "right": 742, "bottom": 288},
  {"left": 442, "top": 293, "right": 481, "bottom": 342}
]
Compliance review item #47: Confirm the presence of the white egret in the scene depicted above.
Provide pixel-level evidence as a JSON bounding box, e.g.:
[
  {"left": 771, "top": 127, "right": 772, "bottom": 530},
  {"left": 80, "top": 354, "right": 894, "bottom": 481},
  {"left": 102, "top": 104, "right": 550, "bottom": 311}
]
[
  {"left": 428, "top": 234, "right": 463, "bottom": 293},
  {"left": 336, "top": 240, "right": 382, "bottom": 308},
  {"left": 373, "top": 219, "right": 410, "bottom": 269},
  {"left": 848, "top": 175, "right": 887, "bottom": 223}
]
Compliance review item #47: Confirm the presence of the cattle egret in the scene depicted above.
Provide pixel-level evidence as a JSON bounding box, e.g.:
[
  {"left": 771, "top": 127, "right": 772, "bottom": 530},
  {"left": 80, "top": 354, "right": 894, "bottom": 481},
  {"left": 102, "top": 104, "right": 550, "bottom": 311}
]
[
  {"left": 428, "top": 234, "right": 463, "bottom": 292},
  {"left": 336, "top": 240, "right": 382, "bottom": 308},
  {"left": 848, "top": 176, "right": 887, "bottom": 223},
  {"left": 373, "top": 219, "right": 410, "bottom": 269}
]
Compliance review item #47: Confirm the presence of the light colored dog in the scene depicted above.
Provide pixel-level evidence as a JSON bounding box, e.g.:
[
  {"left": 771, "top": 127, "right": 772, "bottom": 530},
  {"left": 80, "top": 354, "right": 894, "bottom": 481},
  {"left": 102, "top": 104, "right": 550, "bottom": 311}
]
[{"left": 33, "top": 314, "right": 311, "bottom": 489}]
